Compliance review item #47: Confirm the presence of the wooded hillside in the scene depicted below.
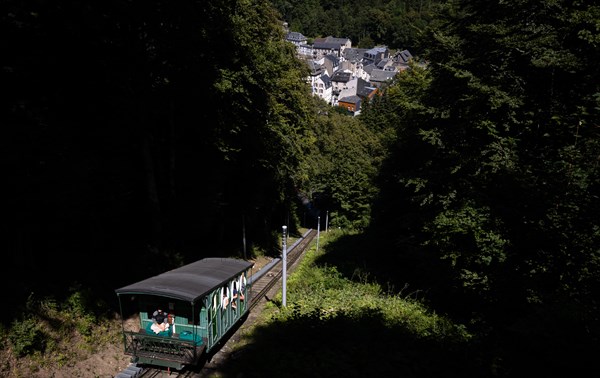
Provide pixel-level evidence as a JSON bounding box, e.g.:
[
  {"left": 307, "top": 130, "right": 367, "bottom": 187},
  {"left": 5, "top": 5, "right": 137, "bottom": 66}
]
[{"left": 3, "top": 0, "right": 599, "bottom": 375}]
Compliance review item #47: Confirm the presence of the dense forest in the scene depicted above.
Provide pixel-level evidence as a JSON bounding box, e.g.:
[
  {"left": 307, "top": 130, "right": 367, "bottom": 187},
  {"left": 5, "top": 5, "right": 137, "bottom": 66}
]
[
  {"left": 3, "top": 0, "right": 599, "bottom": 375},
  {"left": 271, "top": 0, "right": 439, "bottom": 49},
  {"left": 360, "top": 0, "right": 600, "bottom": 373},
  {"left": 4, "top": 0, "right": 313, "bottom": 318}
]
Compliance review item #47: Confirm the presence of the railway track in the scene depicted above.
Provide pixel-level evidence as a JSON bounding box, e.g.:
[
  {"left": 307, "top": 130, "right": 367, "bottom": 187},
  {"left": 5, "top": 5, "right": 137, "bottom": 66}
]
[
  {"left": 117, "top": 228, "right": 317, "bottom": 378},
  {"left": 135, "top": 368, "right": 196, "bottom": 378},
  {"left": 247, "top": 229, "right": 316, "bottom": 310}
]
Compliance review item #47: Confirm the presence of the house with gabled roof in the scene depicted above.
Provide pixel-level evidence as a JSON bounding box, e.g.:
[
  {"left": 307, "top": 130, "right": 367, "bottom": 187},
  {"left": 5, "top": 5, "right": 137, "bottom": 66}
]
[
  {"left": 393, "top": 49, "right": 413, "bottom": 71},
  {"left": 292, "top": 28, "right": 417, "bottom": 109},
  {"left": 330, "top": 71, "right": 353, "bottom": 96},
  {"left": 356, "top": 77, "right": 377, "bottom": 101},
  {"left": 376, "top": 58, "right": 395, "bottom": 70},
  {"left": 306, "top": 60, "right": 326, "bottom": 86},
  {"left": 369, "top": 68, "right": 397, "bottom": 87},
  {"left": 341, "top": 47, "right": 369, "bottom": 81},
  {"left": 338, "top": 95, "right": 362, "bottom": 115},
  {"left": 286, "top": 31, "right": 308, "bottom": 47},
  {"left": 286, "top": 31, "right": 313, "bottom": 57},
  {"left": 305, "top": 60, "right": 333, "bottom": 103},
  {"left": 362, "top": 63, "right": 376, "bottom": 82},
  {"left": 313, "top": 36, "right": 352, "bottom": 59},
  {"left": 363, "top": 46, "right": 389, "bottom": 64},
  {"left": 325, "top": 54, "right": 340, "bottom": 76},
  {"left": 331, "top": 72, "right": 358, "bottom": 107},
  {"left": 343, "top": 47, "right": 369, "bottom": 63},
  {"left": 314, "top": 74, "right": 333, "bottom": 103},
  {"left": 336, "top": 77, "right": 376, "bottom": 115},
  {"left": 395, "top": 49, "right": 413, "bottom": 64}
]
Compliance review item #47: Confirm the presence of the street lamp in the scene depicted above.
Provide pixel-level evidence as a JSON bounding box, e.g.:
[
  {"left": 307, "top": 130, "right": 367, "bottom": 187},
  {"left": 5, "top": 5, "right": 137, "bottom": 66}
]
[{"left": 316, "top": 216, "right": 320, "bottom": 254}]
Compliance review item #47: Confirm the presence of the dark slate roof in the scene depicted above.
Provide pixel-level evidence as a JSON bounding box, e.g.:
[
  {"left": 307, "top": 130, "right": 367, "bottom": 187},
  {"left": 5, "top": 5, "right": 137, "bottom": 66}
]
[
  {"left": 324, "top": 36, "right": 350, "bottom": 45},
  {"left": 363, "top": 63, "right": 376, "bottom": 75},
  {"left": 115, "top": 258, "right": 254, "bottom": 303},
  {"left": 314, "top": 36, "right": 350, "bottom": 50},
  {"left": 339, "top": 95, "right": 361, "bottom": 105},
  {"left": 307, "top": 60, "right": 325, "bottom": 76},
  {"left": 286, "top": 31, "right": 307, "bottom": 43},
  {"left": 320, "top": 74, "right": 332, "bottom": 88},
  {"left": 331, "top": 71, "right": 352, "bottom": 83},
  {"left": 395, "top": 49, "right": 413, "bottom": 63},
  {"left": 343, "top": 48, "right": 369, "bottom": 62},
  {"left": 365, "top": 46, "right": 388, "bottom": 56},
  {"left": 357, "top": 77, "right": 376, "bottom": 98},
  {"left": 323, "top": 54, "right": 340, "bottom": 66},
  {"left": 314, "top": 41, "right": 342, "bottom": 50},
  {"left": 376, "top": 58, "right": 392, "bottom": 69},
  {"left": 370, "top": 69, "right": 397, "bottom": 82}
]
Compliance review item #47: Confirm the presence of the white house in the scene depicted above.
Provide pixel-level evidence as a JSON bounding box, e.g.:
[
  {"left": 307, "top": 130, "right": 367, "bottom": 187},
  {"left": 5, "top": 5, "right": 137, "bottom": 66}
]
[{"left": 306, "top": 60, "right": 333, "bottom": 103}]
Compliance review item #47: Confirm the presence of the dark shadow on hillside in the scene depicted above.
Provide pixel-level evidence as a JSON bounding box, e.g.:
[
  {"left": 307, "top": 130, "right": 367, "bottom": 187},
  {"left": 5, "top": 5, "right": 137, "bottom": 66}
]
[
  {"left": 305, "top": 232, "right": 596, "bottom": 377},
  {"left": 312, "top": 232, "right": 439, "bottom": 303},
  {"left": 223, "top": 306, "right": 484, "bottom": 378}
]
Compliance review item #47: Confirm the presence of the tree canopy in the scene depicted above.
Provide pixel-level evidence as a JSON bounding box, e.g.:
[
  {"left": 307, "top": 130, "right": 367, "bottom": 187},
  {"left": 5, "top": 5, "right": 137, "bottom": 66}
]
[
  {"left": 300, "top": 99, "right": 384, "bottom": 230},
  {"left": 270, "top": 0, "right": 440, "bottom": 50},
  {"left": 3, "top": 0, "right": 314, "bottom": 318},
  {"left": 363, "top": 0, "right": 600, "bottom": 373}
]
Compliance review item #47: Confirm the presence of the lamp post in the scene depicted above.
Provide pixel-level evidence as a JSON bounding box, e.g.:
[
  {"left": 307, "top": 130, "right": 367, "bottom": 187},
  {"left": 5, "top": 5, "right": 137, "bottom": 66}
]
[
  {"left": 282, "top": 225, "right": 287, "bottom": 307},
  {"left": 242, "top": 214, "right": 247, "bottom": 259},
  {"left": 316, "top": 216, "right": 320, "bottom": 254}
]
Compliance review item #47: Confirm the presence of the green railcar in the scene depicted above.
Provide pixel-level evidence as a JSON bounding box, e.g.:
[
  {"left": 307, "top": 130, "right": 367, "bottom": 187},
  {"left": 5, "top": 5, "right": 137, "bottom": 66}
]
[{"left": 115, "top": 258, "right": 253, "bottom": 371}]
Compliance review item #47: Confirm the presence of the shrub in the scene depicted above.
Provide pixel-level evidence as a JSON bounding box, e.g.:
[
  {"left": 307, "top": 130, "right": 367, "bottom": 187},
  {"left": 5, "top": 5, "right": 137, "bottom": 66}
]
[{"left": 8, "top": 317, "right": 45, "bottom": 357}]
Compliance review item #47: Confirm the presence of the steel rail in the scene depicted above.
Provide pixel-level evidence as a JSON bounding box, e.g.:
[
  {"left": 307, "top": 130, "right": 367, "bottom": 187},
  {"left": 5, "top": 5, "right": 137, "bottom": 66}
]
[{"left": 248, "top": 229, "right": 316, "bottom": 311}]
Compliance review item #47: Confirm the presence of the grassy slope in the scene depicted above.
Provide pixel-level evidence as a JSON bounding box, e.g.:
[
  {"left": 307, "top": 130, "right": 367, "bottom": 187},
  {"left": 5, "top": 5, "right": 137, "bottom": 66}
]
[{"left": 223, "top": 230, "right": 483, "bottom": 378}]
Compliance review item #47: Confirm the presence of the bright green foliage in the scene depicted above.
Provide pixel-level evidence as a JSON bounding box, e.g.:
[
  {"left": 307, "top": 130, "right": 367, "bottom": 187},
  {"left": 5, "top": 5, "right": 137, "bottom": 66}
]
[
  {"left": 208, "top": 0, "right": 316, "bottom": 234},
  {"left": 299, "top": 99, "right": 384, "bottom": 229},
  {"left": 224, "top": 231, "right": 475, "bottom": 377},
  {"left": 283, "top": 239, "right": 471, "bottom": 339}
]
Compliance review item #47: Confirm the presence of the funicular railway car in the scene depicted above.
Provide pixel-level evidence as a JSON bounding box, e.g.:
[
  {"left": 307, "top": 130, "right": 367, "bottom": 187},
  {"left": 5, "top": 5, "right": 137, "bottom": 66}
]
[{"left": 115, "top": 258, "right": 253, "bottom": 371}]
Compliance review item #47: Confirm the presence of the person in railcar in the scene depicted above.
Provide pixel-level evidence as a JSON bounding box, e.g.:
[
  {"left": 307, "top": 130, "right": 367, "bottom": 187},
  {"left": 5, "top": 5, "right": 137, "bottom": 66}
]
[
  {"left": 231, "top": 281, "right": 245, "bottom": 310},
  {"left": 151, "top": 308, "right": 169, "bottom": 333},
  {"left": 222, "top": 286, "right": 230, "bottom": 308}
]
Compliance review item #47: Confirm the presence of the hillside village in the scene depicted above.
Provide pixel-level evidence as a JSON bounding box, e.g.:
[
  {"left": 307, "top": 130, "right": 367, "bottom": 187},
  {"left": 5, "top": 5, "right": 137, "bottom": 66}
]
[{"left": 285, "top": 26, "right": 416, "bottom": 115}]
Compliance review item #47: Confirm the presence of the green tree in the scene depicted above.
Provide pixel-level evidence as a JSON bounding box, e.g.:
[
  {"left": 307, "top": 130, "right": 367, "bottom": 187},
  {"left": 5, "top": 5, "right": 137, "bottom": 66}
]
[
  {"left": 270, "top": 0, "right": 441, "bottom": 50},
  {"left": 299, "top": 99, "right": 384, "bottom": 229},
  {"left": 206, "top": 0, "right": 314, "bottom": 248},
  {"left": 3, "top": 0, "right": 315, "bottom": 321},
  {"left": 365, "top": 0, "right": 600, "bottom": 372}
]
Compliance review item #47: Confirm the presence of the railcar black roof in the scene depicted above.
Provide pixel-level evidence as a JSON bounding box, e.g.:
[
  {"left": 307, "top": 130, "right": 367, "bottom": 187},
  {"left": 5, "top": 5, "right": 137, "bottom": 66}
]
[{"left": 115, "top": 258, "right": 253, "bottom": 303}]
